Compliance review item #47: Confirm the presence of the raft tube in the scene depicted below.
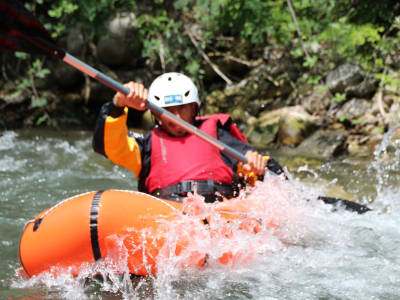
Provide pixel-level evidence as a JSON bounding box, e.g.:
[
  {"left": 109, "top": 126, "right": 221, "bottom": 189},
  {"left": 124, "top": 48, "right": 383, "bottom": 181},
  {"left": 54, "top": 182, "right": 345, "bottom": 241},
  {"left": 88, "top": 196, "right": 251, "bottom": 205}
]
[
  {"left": 19, "top": 189, "right": 254, "bottom": 278},
  {"left": 18, "top": 190, "right": 195, "bottom": 277}
]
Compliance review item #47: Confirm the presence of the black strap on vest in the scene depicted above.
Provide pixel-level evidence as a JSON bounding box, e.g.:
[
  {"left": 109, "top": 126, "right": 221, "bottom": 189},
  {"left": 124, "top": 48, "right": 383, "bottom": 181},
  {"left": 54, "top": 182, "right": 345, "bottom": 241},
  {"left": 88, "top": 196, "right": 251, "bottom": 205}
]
[{"left": 152, "top": 180, "right": 237, "bottom": 203}]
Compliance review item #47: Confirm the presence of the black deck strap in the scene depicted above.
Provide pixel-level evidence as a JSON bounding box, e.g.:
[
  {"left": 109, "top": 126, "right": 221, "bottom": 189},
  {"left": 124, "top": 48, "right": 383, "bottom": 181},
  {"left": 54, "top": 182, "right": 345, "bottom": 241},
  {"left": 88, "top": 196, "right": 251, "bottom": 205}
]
[{"left": 90, "top": 190, "right": 105, "bottom": 261}]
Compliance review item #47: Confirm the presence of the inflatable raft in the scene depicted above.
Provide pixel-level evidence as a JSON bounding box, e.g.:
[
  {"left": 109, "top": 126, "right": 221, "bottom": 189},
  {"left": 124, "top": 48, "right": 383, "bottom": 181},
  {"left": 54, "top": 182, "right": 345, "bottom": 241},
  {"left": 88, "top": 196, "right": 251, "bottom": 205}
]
[{"left": 18, "top": 189, "right": 257, "bottom": 278}]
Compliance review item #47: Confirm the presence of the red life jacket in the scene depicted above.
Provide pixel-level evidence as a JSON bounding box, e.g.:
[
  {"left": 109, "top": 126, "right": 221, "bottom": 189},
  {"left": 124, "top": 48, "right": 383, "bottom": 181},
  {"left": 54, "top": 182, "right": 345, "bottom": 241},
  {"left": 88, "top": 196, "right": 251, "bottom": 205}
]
[{"left": 145, "top": 114, "right": 246, "bottom": 193}]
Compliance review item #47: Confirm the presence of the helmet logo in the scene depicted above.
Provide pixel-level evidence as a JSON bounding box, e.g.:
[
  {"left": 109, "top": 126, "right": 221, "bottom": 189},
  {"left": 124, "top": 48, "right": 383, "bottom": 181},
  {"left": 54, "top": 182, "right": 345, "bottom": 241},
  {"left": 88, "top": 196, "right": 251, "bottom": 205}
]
[{"left": 164, "top": 94, "right": 183, "bottom": 105}]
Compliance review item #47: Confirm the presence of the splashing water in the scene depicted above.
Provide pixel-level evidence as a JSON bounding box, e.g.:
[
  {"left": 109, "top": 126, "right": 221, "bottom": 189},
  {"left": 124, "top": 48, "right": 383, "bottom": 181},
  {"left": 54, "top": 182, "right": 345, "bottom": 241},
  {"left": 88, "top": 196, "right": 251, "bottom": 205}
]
[
  {"left": 368, "top": 126, "right": 400, "bottom": 211},
  {"left": 11, "top": 174, "right": 346, "bottom": 299},
  {"left": 3, "top": 129, "right": 400, "bottom": 299}
]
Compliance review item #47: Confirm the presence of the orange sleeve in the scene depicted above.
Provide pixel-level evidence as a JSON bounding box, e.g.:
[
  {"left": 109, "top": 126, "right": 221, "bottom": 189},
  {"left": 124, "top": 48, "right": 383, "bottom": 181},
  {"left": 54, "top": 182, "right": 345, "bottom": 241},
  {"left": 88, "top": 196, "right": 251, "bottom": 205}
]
[{"left": 103, "top": 107, "right": 142, "bottom": 178}]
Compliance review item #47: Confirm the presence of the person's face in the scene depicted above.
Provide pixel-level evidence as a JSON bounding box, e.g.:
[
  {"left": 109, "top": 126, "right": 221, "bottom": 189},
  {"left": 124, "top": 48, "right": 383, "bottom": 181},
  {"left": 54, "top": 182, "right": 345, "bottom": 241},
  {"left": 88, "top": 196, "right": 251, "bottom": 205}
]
[{"left": 157, "top": 103, "right": 196, "bottom": 137}]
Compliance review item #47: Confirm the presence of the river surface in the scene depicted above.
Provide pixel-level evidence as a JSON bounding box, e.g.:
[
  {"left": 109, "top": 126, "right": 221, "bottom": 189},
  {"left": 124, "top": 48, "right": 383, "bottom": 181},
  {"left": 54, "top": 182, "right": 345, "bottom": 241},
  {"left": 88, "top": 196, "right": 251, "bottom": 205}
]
[{"left": 1, "top": 129, "right": 400, "bottom": 299}]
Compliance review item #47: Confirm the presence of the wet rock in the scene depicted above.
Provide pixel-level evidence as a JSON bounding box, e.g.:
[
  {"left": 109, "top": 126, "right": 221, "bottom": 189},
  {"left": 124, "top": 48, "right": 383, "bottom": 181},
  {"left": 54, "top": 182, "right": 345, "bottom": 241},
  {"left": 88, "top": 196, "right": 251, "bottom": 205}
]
[
  {"left": 108, "top": 12, "right": 137, "bottom": 39},
  {"left": 326, "top": 63, "right": 379, "bottom": 98},
  {"left": 301, "top": 88, "right": 331, "bottom": 115},
  {"left": 262, "top": 45, "right": 299, "bottom": 79},
  {"left": 296, "top": 129, "right": 349, "bottom": 159},
  {"left": 346, "top": 75, "right": 378, "bottom": 98},
  {"left": 387, "top": 101, "right": 400, "bottom": 127},
  {"left": 205, "top": 61, "right": 296, "bottom": 118},
  {"left": 246, "top": 106, "right": 316, "bottom": 148},
  {"left": 88, "top": 80, "right": 115, "bottom": 108},
  {"left": 53, "top": 61, "right": 85, "bottom": 90},
  {"left": 250, "top": 63, "right": 294, "bottom": 100},
  {"left": 97, "top": 36, "right": 132, "bottom": 67},
  {"left": 326, "top": 63, "right": 363, "bottom": 94},
  {"left": 245, "top": 114, "right": 280, "bottom": 149},
  {"left": 347, "top": 135, "right": 374, "bottom": 157},
  {"left": 335, "top": 98, "right": 372, "bottom": 120},
  {"left": 0, "top": 84, "right": 29, "bottom": 105},
  {"left": 388, "top": 127, "right": 400, "bottom": 148},
  {"left": 97, "top": 12, "right": 141, "bottom": 67},
  {"left": 277, "top": 106, "right": 317, "bottom": 146},
  {"left": 67, "top": 25, "right": 85, "bottom": 56}
]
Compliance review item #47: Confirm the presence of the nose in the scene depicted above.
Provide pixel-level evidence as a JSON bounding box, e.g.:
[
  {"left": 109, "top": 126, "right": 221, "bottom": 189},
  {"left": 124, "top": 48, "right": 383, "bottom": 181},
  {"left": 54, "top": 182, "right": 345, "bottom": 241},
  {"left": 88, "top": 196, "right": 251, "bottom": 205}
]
[{"left": 168, "top": 107, "right": 181, "bottom": 118}]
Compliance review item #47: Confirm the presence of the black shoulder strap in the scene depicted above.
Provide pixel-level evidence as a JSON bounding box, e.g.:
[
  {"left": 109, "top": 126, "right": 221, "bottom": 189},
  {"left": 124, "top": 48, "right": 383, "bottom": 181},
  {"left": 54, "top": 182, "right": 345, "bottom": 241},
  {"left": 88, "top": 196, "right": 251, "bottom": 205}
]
[{"left": 138, "top": 132, "right": 152, "bottom": 193}]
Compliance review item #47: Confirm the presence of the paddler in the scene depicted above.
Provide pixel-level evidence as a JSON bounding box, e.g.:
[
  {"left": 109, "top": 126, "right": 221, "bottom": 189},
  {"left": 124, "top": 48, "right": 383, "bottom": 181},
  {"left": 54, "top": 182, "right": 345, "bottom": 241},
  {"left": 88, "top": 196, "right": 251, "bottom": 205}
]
[{"left": 93, "top": 72, "right": 285, "bottom": 202}]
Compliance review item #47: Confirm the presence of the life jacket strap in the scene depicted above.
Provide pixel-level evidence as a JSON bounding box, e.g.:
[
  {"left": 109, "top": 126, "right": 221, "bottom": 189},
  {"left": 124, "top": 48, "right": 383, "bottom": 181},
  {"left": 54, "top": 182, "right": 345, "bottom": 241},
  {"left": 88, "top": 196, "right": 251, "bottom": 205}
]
[{"left": 152, "top": 180, "right": 236, "bottom": 203}]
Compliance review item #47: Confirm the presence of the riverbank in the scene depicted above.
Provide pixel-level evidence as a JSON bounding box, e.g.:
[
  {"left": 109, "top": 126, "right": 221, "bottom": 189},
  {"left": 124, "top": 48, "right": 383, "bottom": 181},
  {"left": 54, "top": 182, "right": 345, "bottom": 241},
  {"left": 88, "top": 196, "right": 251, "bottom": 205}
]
[{"left": 2, "top": 53, "right": 399, "bottom": 160}]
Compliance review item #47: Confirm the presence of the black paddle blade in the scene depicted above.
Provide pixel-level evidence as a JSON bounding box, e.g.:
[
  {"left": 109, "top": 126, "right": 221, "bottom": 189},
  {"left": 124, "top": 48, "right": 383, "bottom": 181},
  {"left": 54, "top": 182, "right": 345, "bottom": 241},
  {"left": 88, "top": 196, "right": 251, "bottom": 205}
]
[
  {"left": 318, "top": 196, "right": 371, "bottom": 214},
  {"left": 0, "top": 0, "right": 64, "bottom": 57}
]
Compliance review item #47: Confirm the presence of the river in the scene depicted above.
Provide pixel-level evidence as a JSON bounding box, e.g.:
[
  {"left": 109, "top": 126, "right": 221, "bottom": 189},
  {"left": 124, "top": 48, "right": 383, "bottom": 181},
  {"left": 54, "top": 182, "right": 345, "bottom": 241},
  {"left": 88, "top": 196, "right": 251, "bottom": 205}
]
[{"left": 1, "top": 128, "right": 400, "bottom": 299}]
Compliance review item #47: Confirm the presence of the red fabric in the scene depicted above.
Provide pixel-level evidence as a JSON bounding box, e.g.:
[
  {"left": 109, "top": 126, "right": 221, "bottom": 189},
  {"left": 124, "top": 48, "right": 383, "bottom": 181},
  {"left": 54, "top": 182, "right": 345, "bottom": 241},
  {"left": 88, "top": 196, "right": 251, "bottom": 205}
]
[
  {"left": 146, "top": 115, "right": 238, "bottom": 193},
  {"left": 197, "top": 114, "right": 246, "bottom": 143}
]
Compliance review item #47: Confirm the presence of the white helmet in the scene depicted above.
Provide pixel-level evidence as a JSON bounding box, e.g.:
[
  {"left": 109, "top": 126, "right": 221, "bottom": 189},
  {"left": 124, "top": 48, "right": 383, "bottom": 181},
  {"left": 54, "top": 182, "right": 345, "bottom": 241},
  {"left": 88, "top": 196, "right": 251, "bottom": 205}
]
[{"left": 148, "top": 72, "right": 200, "bottom": 108}]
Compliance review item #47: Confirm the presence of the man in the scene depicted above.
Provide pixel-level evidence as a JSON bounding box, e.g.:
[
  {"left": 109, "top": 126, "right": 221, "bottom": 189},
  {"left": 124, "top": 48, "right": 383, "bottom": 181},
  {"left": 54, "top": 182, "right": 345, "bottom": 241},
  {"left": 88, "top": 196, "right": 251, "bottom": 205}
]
[{"left": 93, "top": 72, "right": 284, "bottom": 202}]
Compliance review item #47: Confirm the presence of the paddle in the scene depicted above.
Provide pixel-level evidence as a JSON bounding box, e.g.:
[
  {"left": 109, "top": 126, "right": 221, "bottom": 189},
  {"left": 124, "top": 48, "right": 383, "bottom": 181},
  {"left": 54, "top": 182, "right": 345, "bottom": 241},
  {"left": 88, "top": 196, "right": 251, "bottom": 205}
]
[{"left": 0, "top": 0, "right": 371, "bottom": 214}]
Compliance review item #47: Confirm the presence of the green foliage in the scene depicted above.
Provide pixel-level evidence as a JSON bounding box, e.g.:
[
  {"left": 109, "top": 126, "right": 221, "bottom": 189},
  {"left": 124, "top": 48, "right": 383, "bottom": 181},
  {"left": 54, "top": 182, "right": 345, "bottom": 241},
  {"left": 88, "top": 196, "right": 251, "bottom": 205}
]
[
  {"left": 317, "top": 18, "right": 384, "bottom": 62},
  {"left": 27, "top": 0, "right": 137, "bottom": 38},
  {"left": 331, "top": 92, "right": 347, "bottom": 103},
  {"left": 14, "top": 52, "right": 29, "bottom": 60},
  {"left": 375, "top": 73, "right": 399, "bottom": 92},
  {"left": 315, "top": 85, "right": 329, "bottom": 94},
  {"left": 338, "top": 115, "right": 348, "bottom": 123},
  {"left": 338, "top": 115, "right": 361, "bottom": 126},
  {"left": 306, "top": 75, "right": 321, "bottom": 85},
  {"left": 13, "top": 0, "right": 400, "bottom": 105},
  {"left": 303, "top": 55, "right": 318, "bottom": 68},
  {"left": 137, "top": 10, "right": 188, "bottom": 71},
  {"left": 30, "top": 59, "right": 51, "bottom": 79},
  {"left": 15, "top": 58, "right": 51, "bottom": 125},
  {"left": 48, "top": 1, "right": 78, "bottom": 18},
  {"left": 375, "top": 125, "right": 386, "bottom": 134},
  {"left": 31, "top": 96, "right": 48, "bottom": 108}
]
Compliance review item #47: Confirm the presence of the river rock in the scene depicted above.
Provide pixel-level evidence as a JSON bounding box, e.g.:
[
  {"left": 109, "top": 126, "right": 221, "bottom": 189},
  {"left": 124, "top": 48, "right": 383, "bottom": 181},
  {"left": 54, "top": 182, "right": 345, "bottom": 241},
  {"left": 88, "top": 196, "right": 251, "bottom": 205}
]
[
  {"left": 335, "top": 98, "right": 372, "bottom": 120},
  {"left": 262, "top": 45, "right": 299, "bottom": 79},
  {"left": 66, "top": 25, "right": 85, "bottom": 56},
  {"left": 52, "top": 61, "right": 85, "bottom": 90},
  {"left": 276, "top": 106, "right": 316, "bottom": 146},
  {"left": 301, "top": 88, "right": 332, "bottom": 115},
  {"left": 210, "top": 62, "right": 293, "bottom": 116},
  {"left": 108, "top": 12, "right": 137, "bottom": 39},
  {"left": 245, "top": 114, "right": 280, "bottom": 149},
  {"left": 345, "top": 75, "right": 378, "bottom": 97},
  {"left": 387, "top": 101, "right": 400, "bottom": 127},
  {"left": 246, "top": 106, "right": 316, "bottom": 148},
  {"left": 97, "top": 36, "right": 132, "bottom": 67},
  {"left": 296, "top": 129, "right": 349, "bottom": 159},
  {"left": 347, "top": 135, "right": 373, "bottom": 157},
  {"left": 326, "top": 63, "right": 363, "bottom": 94},
  {"left": 0, "top": 82, "right": 29, "bottom": 105},
  {"left": 97, "top": 12, "right": 141, "bottom": 67}
]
